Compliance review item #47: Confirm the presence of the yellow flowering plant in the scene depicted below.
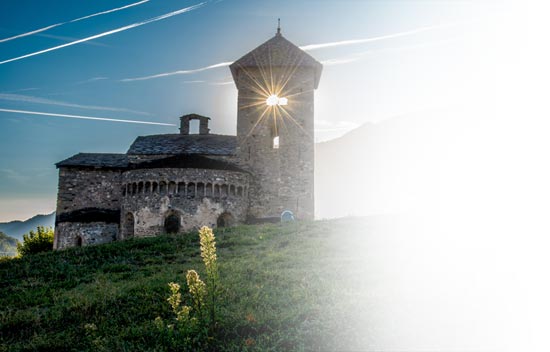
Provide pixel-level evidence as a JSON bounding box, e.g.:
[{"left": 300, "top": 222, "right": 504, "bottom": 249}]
[{"left": 163, "top": 226, "right": 220, "bottom": 332}]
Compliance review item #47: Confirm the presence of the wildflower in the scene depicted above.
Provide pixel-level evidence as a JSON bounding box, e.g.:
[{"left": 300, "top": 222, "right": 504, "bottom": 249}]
[
  {"left": 199, "top": 226, "right": 218, "bottom": 280},
  {"left": 167, "top": 282, "right": 181, "bottom": 312},
  {"left": 186, "top": 269, "right": 206, "bottom": 310},
  {"left": 154, "top": 316, "right": 164, "bottom": 329},
  {"left": 176, "top": 305, "right": 191, "bottom": 322}
]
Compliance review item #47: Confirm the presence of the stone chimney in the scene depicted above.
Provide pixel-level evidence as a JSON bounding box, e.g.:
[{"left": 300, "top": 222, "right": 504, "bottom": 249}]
[{"left": 179, "top": 114, "right": 210, "bottom": 135}]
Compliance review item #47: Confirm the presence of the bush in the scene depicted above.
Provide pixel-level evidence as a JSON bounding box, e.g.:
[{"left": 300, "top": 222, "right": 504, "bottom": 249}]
[{"left": 17, "top": 226, "right": 54, "bottom": 256}]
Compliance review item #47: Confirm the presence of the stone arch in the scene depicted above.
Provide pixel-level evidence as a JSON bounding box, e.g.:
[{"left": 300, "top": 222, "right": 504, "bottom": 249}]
[
  {"left": 205, "top": 183, "right": 213, "bottom": 197},
  {"left": 164, "top": 212, "right": 181, "bottom": 234},
  {"left": 221, "top": 184, "right": 228, "bottom": 198},
  {"left": 75, "top": 235, "right": 83, "bottom": 247},
  {"left": 214, "top": 184, "right": 220, "bottom": 198},
  {"left": 237, "top": 186, "right": 243, "bottom": 197},
  {"left": 122, "top": 185, "right": 127, "bottom": 197},
  {"left": 178, "top": 182, "right": 185, "bottom": 194},
  {"left": 187, "top": 182, "right": 196, "bottom": 198},
  {"left": 230, "top": 185, "right": 236, "bottom": 197},
  {"left": 168, "top": 181, "right": 176, "bottom": 194},
  {"left": 138, "top": 181, "right": 144, "bottom": 194},
  {"left": 217, "top": 212, "right": 234, "bottom": 228},
  {"left": 152, "top": 182, "right": 158, "bottom": 193},
  {"left": 145, "top": 181, "right": 151, "bottom": 193},
  {"left": 123, "top": 212, "right": 135, "bottom": 239},
  {"left": 197, "top": 182, "right": 205, "bottom": 198},
  {"left": 132, "top": 183, "right": 137, "bottom": 195},
  {"left": 159, "top": 181, "right": 167, "bottom": 194}
]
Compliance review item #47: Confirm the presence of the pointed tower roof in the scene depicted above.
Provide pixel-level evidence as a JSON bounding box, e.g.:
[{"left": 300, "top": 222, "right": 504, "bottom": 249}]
[{"left": 230, "top": 29, "right": 323, "bottom": 89}]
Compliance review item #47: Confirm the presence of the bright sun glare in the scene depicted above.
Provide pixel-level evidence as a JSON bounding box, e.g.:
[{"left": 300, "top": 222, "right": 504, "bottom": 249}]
[{"left": 266, "top": 94, "right": 288, "bottom": 106}]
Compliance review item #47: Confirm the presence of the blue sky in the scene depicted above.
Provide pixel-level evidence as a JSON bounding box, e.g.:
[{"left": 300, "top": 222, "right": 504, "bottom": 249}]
[{"left": 0, "top": 0, "right": 478, "bottom": 221}]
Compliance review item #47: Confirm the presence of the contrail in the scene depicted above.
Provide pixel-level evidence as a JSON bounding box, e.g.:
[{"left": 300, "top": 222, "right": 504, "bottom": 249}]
[
  {"left": 0, "top": 2, "right": 207, "bottom": 65},
  {"left": 0, "top": 108, "right": 176, "bottom": 126},
  {"left": 121, "top": 61, "right": 232, "bottom": 82},
  {"left": 0, "top": 93, "right": 150, "bottom": 115},
  {"left": 0, "top": 0, "right": 149, "bottom": 44},
  {"left": 300, "top": 24, "right": 452, "bottom": 51},
  {"left": 67, "top": 0, "right": 149, "bottom": 23}
]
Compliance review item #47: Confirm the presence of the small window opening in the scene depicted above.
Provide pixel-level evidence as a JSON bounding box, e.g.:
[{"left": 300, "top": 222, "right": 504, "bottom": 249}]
[
  {"left": 273, "top": 136, "right": 280, "bottom": 149},
  {"left": 189, "top": 119, "right": 200, "bottom": 134}
]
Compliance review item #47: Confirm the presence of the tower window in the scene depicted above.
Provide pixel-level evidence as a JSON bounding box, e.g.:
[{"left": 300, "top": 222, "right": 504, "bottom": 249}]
[{"left": 273, "top": 136, "right": 280, "bottom": 149}]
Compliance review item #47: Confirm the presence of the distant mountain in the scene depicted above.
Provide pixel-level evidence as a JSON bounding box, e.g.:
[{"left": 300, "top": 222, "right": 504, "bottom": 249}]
[{"left": 0, "top": 212, "right": 55, "bottom": 241}]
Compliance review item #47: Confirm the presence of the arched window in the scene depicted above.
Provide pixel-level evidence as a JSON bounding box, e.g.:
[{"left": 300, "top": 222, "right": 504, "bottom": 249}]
[
  {"left": 152, "top": 182, "right": 158, "bottom": 193},
  {"left": 138, "top": 182, "right": 144, "bottom": 194},
  {"left": 221, "top": 184, "right": 228, "bottom": 198},
  {"left": 159, "top": 181, "right": 166, "bottom": 194},
  {"left": 230, "top": 185, "right": 236, "bottom": 197},
  {"left": 237, "top": 186, "right": 243, "bottom": 197},
  {"left": 214, "top": 184, "right": 220, "bottom": 198},
  {"left": 273, "top": 136, "right": 280, "bottom": 149},
  {"left": 123, "top": 212, "right": 135, "bottom": 239},
  {"left": 197, "top": 182, "right": 205, "bottom": 198},
  {"left": 145, "top": 181, "right": 151, "bottom": 193},
  {"left": 178, "top": 182, "right": 185, "bottom": 194},
  {"left": 187, "top": 182, "right": 196, "bottom": 198},
  {"left": 122, "top": 185, "right": 127, "bottom": 197},
  {"left": 75, "top": 236, "right": 83, "bottom": 247},
  {"left": 205, "top": 183, "right": 213, "bottom": 197},
  {"left": 132, "top": 183, "right": 137, "bottom": 195},
  {"left": 168, "top": 181, "right": 176, "bottom": 194},
  {"left": 217, "top": 212, "right": 234, "bottom": 228},
  {"left": 164, "top": 213, "right": 181, "bottom": 234}
]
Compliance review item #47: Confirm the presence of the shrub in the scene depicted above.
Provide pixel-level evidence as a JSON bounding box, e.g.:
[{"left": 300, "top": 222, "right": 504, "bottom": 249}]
[{"left": 17, "top": 226, "right": 54, "bottom": 256}]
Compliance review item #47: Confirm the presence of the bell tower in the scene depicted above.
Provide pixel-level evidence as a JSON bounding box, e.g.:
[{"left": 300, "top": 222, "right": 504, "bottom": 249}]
[{"left": 230, "top": 25, "right": 323, "bottom": 220}]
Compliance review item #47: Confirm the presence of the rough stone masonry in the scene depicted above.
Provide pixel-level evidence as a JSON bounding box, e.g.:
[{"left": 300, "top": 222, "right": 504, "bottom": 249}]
[{"left": 54, "top": 28, "right": 322, "bottom": 249}]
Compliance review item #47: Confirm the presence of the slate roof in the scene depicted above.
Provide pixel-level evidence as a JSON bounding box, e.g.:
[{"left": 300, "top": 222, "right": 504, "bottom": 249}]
[
  {"left": 230, "top": 33, "right": 323, "bottom": 89},
  {"left": 56, "top": 153, "right": 246, "bottom": 173},
  {"left": 136, "top": 154, "right": 247, "bottom": 173},
  {"left": 127, "top": 134, "right": 236, "bottom": 156},
  {"left": 56, "top": 153, "right": 129, "bottom": 169}
]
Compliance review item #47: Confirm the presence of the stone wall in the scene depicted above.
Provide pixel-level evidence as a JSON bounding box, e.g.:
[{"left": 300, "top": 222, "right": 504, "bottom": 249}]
[
  {"left": 234, "top": 67, "right": 315, "bottom": 220},
  {"left": 55, "top": 222, "right": 118, "bottom": 249},
  {"left": 120, "top": 168, "right": 249, "bottom": 237},
  {"left": 54, "top": 167, "right": 122, "bottom": 249},
  {"left": 56, "top": 168, "right": 122, "bottom": 213}
]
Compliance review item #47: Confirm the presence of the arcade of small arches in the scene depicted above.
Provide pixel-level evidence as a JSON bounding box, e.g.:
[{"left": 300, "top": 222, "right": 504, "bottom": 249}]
[{"left": 122, "top": 180, "right": 248, "bottom": 199}]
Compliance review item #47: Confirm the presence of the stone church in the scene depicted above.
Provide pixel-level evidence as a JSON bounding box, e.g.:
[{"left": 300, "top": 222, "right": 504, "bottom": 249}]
[{"left": 53, "top": 27, "right": 323, "bottom": 249}]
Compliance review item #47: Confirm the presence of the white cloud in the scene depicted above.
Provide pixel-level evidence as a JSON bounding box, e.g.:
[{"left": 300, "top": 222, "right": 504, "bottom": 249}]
[{"left": 0, "top": 2, "right": 207, "bottom": 65}]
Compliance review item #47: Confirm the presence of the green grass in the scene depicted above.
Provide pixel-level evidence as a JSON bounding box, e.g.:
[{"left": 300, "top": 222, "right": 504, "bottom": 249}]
[{"left": 0, "top": 219, "right": 370, "bottom": 351}]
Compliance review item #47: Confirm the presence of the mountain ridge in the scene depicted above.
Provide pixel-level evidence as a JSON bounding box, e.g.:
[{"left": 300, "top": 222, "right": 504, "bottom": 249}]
[{"left": 0, "top": 212, "right": 55, "bottom": 241}]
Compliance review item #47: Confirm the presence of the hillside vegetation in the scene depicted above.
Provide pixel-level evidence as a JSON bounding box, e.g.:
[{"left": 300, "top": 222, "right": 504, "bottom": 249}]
[
  {"left": 0, "top": 232, "right": 18, "bottom": 257},
  {"left": 0, "top": 212, "right": 55, "bottom": 241},
  {"left": 0, "top": 218, "right": 373, "bottom": 351}
]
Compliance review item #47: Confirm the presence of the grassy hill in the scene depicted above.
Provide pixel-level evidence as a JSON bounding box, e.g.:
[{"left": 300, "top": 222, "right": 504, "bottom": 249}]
[{"left": 0, "top": 218, "right": 373, "bottom": 351}]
